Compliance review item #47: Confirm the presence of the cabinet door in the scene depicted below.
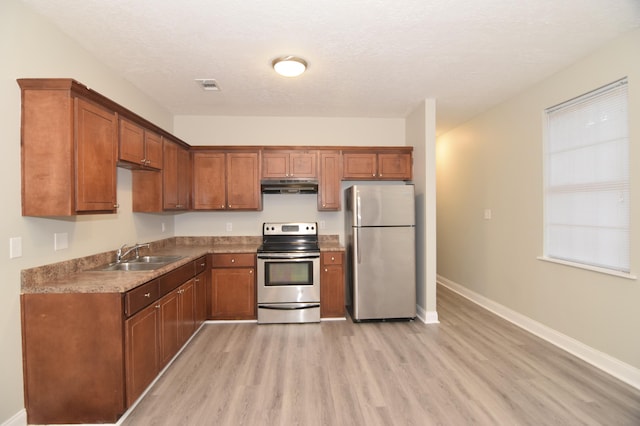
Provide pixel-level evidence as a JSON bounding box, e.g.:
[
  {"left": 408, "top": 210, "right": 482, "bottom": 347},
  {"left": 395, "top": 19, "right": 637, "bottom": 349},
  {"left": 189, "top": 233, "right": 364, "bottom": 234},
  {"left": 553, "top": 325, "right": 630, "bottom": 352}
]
[
  {"left": 226, "top": 152, "right": 261, "bottom": 210},
  {"left": 163, "top": 140, "right": 189, "bottom": 210},
  {"left": 158, "top": 289, "right": 180, "bottom": 367},
  {"left": 119, "top": 118, "right": 145, "bottom": 167},
  {"left": 144, "top": 130, "right": 162, "bottom": 170},
  {"left": 342, "top": 152, "right": 377, "bottom": 179},
  {"left": 320, "top": 252, "right": 345, "bottom": 318},
  {"left": 290, "top": 151, "right": 317, "bottom": 178},
  {"left": 318, "top": 151, "right": 342, "bottom": 211},
  {"left": 177, "top": 146, "right": 191, "bottom": 208},
  {"left": 162, "top": 140, "right": 178, "bottom": 209},
  {"left": 211, "top": 267, "right": 256, "bottom": 320},
  {"left": 125, "top": 303, "right": 159, "bottom": 407},
  {"left": 178, "top": 279, "right": 196, "bottom": 346},
  {"left": 378, "top": 153, "right": 412, "bottom": 180},
  {"left": 75, "top": 98, "right": 118, "bottom": 212},
  {"left": 192, "top": 151, "right": 226, "bottom": 210},
  {"left": 194, "top": 270, "right": 207, "bottom": 326},
  {"left": 262, "top": 152, "right": 289, "bottom": 178}
]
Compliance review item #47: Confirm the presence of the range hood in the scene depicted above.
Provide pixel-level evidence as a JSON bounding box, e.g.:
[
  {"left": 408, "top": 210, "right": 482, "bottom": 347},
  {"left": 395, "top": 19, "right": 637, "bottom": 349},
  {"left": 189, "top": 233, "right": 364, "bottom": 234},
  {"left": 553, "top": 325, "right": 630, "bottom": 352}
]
[{"left": 261, "top": 179, "right": 318, "bottom": 194}]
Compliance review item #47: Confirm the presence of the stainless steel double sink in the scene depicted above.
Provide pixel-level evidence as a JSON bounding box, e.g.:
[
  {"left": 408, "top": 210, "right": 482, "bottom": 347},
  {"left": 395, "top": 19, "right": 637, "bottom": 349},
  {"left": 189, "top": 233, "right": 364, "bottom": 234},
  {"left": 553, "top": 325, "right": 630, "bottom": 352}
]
[{"left": 92, "top": 255, "right": 184, "bottom": 272}]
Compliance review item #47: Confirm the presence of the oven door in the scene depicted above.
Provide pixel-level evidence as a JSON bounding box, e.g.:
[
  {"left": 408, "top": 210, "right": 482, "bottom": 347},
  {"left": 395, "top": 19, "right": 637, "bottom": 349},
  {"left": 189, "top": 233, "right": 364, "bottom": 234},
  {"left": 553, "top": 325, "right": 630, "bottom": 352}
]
[{"left": 257, "top": 252, "right": 320, "bottom": 304}]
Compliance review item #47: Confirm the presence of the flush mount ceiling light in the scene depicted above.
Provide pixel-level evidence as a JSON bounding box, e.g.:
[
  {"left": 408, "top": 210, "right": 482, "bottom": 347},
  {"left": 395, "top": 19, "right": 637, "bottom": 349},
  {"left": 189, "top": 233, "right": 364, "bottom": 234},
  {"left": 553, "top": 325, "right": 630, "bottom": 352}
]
[{"left": 272, "top": 56, "right": 307, "bottom": 77}]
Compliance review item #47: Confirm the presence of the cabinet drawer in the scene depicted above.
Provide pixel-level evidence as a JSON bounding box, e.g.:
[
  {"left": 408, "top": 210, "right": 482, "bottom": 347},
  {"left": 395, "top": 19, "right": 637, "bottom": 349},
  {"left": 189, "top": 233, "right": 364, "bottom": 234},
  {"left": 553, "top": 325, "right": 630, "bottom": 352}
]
[
  {"left": 195, "top": 256, "right": 207, "bottom": 274},
  {"left": 212, "top": 253, "right": 255, "bottom": 268},
  {"left": 322, "top": 252, "right": 343, "bottom": 265},
  {"left": 159, "top": 261, "right": 195, "bottom": 296},
  {"left": 124, "top": 279, "right": 159, "bottom": 317}
]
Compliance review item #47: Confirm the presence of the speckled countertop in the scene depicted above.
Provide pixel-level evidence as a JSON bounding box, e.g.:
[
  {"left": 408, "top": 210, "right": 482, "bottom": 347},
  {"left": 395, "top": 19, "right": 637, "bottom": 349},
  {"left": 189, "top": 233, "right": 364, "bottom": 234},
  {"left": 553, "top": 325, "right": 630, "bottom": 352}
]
[{"left": 21, "top": 235, "right": 343, "bottom": 295}]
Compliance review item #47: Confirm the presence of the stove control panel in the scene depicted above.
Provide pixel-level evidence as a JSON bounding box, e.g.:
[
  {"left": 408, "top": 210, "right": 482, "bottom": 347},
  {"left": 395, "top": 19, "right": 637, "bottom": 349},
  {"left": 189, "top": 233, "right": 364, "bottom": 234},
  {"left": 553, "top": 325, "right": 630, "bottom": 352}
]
[{"left": 262, "top": 222, "right": 317, "bottom": 236}]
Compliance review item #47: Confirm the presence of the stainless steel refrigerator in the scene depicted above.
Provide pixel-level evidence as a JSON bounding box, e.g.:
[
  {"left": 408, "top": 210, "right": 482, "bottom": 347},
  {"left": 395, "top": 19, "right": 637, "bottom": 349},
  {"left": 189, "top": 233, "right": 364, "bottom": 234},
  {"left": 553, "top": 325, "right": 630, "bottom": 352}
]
[{"left": 345, "top": 184, "right": 416, "bottom": 321}]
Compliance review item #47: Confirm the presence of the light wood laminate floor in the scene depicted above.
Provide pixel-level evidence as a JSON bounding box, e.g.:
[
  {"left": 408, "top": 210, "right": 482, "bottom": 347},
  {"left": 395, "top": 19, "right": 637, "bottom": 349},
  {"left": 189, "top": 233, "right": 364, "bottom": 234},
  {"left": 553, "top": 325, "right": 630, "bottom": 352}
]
[{"left": 122, "top": 285, "right": 640, "bottom": 425}]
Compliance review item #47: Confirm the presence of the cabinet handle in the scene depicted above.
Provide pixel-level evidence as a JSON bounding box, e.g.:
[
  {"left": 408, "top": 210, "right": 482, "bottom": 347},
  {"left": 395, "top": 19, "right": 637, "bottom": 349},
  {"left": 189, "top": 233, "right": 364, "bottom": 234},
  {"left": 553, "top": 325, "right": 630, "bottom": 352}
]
[
  {"left": 331, "top": 256, "right": 335, "bottom": 261},
  {"left": 155, "top": 304, "right": 160, "bottom": 309},
  {"left": 200, "top": 262, "right": 205, "bottom": 267},
  {"left": 231, "top": 258, "right": 235, "bottom": 263},
  {"left": 113, "top": 204, "right": 120, "bottom": 209},
  {"left": 144, "top": 292, "right": 151, "bottom": 298},
  {"left": 249, "top": 270, "right": 253, "bottom": 274},
  {"left": 141, "top": 159, "right": 146, "bottom": 164},
  {"left": 324, "top": 268, "right": 328, "bottom": 272},
  {"left": 221, "top": 204, "right": 225, "bottom": 208}
]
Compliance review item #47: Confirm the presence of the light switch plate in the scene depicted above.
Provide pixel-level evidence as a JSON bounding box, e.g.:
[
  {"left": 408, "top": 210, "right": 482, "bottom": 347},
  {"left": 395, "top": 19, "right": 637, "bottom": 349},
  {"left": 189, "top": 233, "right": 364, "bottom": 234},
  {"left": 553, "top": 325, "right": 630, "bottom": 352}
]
[
  {"left": 10, "top": 237, "right": 22, "bottom": 259},
  {"left": 484, "top": 209, "right": 492, "bottom": 220},
  {"left": 54, "top": 233, "right": 69, "bottom": 251}
]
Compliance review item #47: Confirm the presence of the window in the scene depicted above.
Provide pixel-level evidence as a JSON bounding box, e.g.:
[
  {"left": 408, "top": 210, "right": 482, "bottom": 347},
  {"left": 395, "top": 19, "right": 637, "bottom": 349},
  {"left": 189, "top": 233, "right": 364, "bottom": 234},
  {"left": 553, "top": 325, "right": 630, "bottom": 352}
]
[{"left": 544, "top": 78, "right": 629, "bottom": 273}]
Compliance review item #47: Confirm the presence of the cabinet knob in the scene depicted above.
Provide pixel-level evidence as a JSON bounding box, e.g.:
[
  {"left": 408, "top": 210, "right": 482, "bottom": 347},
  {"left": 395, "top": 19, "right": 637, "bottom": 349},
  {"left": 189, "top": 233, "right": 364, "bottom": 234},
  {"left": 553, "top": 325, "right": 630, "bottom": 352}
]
[
  {"left": 249, "top": 270, "right": 253, "bottom": 274},
  {"left": 155, "top": 304, "right": 160, "bottom": 309},
  {"left": 221, "top": 205, "right": 225, "bottom": 208},
  {"left": 331, "top": 256, "right": 335, "bottom": 261},
  {"left": 113, "top": 204, "right": 120, "bottom": 209},
  {"left": 231, "top": 258, "right": 235, "bottom": 263},
  {"left": 324, "top": 268, "right": 328, "bottom": 272},
  {"left": 144, "top": 292, "right": 151, "bottom": 298}
]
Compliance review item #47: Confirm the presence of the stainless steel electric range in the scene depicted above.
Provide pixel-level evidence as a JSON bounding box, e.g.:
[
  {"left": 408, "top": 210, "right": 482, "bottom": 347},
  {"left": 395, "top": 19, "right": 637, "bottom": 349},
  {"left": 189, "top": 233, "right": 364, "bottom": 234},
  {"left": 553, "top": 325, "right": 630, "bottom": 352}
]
[{"left": 256, "top": 222, "right": 320, "bottom": 324}]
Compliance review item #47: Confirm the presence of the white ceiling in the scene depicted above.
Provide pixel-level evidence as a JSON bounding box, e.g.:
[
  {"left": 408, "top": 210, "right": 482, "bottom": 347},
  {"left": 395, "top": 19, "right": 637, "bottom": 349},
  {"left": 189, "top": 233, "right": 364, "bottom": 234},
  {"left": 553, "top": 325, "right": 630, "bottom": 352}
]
[{"left": 20, "top": 0, "right": 640, "bottom": 135}]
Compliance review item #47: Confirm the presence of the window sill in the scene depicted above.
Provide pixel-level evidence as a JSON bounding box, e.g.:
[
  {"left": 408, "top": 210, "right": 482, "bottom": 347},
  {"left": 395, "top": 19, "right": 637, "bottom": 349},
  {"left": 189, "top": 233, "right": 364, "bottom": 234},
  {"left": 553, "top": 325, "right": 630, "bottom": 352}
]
[{"left": 537, "top": 256, "right": 637, "bottom": 280}]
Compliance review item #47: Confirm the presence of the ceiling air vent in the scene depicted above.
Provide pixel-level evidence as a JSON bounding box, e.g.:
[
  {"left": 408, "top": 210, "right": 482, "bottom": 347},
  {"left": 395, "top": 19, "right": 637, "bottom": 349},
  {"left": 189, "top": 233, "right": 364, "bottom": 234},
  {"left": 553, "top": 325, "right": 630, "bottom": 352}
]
[{"left": 195, "top": 79, "right": 220, "bottom": 91}]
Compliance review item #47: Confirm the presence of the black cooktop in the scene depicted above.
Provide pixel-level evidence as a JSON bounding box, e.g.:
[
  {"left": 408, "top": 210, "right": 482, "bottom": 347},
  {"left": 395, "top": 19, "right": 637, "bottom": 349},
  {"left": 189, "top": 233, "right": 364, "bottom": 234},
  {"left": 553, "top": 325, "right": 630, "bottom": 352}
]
[{"left": 258, "top": 222, "right": 319, "bottom": 253}]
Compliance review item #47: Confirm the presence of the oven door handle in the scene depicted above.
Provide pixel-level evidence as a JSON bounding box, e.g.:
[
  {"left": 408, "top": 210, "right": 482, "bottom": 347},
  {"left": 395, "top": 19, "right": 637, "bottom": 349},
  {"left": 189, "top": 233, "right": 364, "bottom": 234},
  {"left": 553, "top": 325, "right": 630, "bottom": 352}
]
[
  {"left": 257, "top": 253, "right": 320, "bottom": 260},
  {"left": 259, "top": 303, "right": 320, "bottom": 310}
]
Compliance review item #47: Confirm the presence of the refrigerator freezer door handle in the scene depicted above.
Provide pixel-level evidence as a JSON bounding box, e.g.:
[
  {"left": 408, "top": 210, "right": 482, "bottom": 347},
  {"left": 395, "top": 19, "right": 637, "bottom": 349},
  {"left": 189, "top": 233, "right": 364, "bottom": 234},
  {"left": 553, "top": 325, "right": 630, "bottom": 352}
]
[{"left": 356, "top": 195, "right": 361, "bottom": 226}]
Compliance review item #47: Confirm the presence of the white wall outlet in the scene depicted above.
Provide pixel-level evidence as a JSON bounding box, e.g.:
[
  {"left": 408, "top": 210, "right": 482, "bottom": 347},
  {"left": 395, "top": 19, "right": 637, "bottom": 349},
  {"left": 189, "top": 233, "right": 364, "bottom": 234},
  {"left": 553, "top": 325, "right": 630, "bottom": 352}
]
[
  {"left": 226, "top": 222, "right": 232, "bottom": 232},
  {"left": 319, "top": 220, "right": 326, "bottom": 229},
  {"left": 54, "top": 232, "right": 69, "bottom": 251},
  {"left": 9, "top": 237, "right": 22, "bottom": 259},
  {"left": 484, "top": 209, "right": 492, "bottom": 220},
  {"left": 161, "top": 222, "right": 166, "bottom": 233}
]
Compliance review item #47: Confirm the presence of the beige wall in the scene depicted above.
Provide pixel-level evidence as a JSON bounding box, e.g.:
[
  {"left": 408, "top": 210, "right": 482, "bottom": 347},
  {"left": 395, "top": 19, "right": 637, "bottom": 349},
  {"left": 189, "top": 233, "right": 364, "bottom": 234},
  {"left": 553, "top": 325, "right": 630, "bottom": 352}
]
[
  {"left": 436, "top": 28, "right": 640, "bottom": 373},
  {"left": 0, "top": 1, "right": 176, "bottom": 422}
]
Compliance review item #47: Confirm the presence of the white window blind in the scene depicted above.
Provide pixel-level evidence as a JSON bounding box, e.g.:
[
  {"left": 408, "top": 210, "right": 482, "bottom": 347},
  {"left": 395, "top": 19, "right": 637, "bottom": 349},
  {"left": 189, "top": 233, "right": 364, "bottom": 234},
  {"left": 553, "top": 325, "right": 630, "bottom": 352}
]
[{"left": 544, "top": 78, "right": 629, "bottom": 273}]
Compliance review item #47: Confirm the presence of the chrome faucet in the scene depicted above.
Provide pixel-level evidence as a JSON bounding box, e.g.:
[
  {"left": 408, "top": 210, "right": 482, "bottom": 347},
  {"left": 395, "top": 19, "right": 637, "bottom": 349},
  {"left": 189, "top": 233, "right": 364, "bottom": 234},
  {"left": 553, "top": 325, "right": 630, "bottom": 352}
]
[{"left": 116, "top": 243, "right": 150, "bottom": 263}]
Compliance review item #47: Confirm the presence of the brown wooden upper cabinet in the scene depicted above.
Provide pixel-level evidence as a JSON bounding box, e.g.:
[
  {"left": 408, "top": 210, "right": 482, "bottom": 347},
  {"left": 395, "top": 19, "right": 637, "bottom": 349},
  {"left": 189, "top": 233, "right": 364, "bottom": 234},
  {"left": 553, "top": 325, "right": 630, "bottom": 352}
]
[
  {"left": 192, "top": 149, "right": 261, "bottom": 211},
  {"left": 18, "top": 79, "right": 119, "bottom": 216},
  {"left": 342, "top": 149, "right": 412, "bottom": 181},
  {"left": 118, "top": 118, "right": 162, "bottom": 170},
  {"left": 262, "top": 150, "right": 317, "bottom": 179},
  {"left": 318, "top": 150, "right": 342, "bottom": 211},
  {"left": 163, "top": 139, "right": 191, "bottom": 210}
]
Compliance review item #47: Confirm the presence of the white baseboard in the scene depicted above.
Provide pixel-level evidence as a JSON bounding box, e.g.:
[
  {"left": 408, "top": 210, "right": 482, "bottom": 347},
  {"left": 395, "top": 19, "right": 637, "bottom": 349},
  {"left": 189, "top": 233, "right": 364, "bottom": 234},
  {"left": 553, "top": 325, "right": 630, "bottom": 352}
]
[
  {"left": 416, "top": 304, "right": 439, "bottom": 324},
  {"left": 1, "top": 409, "right": 26, "bottom": 426},
  {"left": 437, "top": 274, "right": 640, "bottom": 391}
]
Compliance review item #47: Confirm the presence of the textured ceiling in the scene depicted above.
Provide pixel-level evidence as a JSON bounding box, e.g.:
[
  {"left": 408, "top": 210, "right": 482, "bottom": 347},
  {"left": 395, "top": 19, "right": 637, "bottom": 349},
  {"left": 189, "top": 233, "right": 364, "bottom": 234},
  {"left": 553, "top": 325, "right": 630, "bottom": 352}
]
[{"left": 20, "top": 0, "right": 640, "bottom": 134}]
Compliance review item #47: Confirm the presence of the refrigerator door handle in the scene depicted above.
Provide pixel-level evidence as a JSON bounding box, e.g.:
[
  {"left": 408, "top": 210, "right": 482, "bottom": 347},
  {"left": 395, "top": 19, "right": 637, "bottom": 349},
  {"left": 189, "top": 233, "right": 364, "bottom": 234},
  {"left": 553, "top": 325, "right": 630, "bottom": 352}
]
[
  {"left": 356, "top": 195, "right": 361, "bottom": 227},
  {"left": 355, "top": 228, "right": 361, "bottom": 264}
]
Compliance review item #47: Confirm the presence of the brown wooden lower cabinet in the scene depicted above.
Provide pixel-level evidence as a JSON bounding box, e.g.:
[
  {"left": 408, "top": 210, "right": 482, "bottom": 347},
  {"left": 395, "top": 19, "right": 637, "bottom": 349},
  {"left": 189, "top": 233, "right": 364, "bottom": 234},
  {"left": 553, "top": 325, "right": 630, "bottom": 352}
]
[
  {"left": 125, "top": 302, "right": 160, "bottom": 407},
  {"left": 210, "top": 253, "right": 256, "bottom": 320},
  {"left": 21, "top": 256, "right": 208, "bottom": 425},
  {"left": 321, "top": 251, "right": 346, "bottom": 318}
]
